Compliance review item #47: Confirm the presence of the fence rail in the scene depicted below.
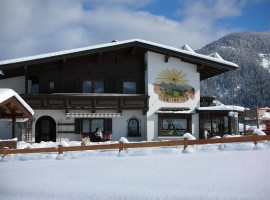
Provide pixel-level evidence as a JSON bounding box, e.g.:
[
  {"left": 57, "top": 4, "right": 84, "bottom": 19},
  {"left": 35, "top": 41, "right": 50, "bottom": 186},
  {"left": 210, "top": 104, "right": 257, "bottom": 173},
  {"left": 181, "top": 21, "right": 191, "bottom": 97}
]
[{"left": 1, "top": 135, "right": 270, "bottom": 157}]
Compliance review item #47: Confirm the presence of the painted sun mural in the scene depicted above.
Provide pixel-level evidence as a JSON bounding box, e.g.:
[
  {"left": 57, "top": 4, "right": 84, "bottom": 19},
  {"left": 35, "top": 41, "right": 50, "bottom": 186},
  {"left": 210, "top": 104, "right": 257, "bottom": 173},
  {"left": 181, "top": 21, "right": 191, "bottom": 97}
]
[{"left": 154, "top": 68, "right": 195, "bottom": 103}]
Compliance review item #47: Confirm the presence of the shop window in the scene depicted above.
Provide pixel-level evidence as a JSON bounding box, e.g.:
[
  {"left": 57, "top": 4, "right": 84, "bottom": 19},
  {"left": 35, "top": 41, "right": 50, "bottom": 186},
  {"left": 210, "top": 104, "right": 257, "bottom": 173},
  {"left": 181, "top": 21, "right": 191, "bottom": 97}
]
[
  {"left": 203, "top": 114, "right": 229, "bottom": 137},
  {"left": 158, "top": 115, "right": 191, "bottom": 136}
]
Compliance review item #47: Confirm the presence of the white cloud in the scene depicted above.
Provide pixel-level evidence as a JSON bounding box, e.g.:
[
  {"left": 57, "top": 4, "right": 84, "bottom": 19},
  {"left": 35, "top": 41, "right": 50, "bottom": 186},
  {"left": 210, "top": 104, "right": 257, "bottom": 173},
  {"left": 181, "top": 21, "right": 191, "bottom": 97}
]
[{"left": 0, "top": 0, "right": 251, "bottom": 60}]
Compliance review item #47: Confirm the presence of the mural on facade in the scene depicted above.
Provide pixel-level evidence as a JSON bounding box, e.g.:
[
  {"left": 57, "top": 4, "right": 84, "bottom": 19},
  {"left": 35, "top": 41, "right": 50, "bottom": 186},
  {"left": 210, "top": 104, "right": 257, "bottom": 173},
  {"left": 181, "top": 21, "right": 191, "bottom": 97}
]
[{"left": 153, "top": 68, "right": 195, "bottom": 103}]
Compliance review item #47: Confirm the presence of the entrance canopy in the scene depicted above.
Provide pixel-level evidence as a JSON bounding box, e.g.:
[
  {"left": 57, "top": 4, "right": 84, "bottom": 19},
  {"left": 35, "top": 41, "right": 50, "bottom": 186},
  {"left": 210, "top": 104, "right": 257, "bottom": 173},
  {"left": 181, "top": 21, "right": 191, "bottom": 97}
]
[{"left": 0, "top": 88, "right": 34, "bottom": 138}]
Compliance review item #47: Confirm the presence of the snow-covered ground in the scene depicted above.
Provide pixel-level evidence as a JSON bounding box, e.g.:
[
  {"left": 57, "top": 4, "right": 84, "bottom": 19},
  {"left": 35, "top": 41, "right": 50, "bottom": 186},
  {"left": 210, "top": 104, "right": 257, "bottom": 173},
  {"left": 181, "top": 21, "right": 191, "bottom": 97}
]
[{"left": 1, "top": 139, "right": 270, "bottom": 200}]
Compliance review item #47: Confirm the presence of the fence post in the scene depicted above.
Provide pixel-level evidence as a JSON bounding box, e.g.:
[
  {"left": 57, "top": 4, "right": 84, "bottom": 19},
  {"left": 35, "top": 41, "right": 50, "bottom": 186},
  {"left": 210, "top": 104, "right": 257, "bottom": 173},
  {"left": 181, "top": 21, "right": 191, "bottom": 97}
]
[
  {"left": 3, "top": 147, "right": 9, "bottom": 157},
  {"left": 119, "top": 141, "right": 124, "bottom": 152},
  {"left": 253, "top": 134, "right": 258, "bottom": 145},
  {"left": 58, "top": 145, "right": 63, "bottom": 155},
  {"left": 183, "top": 138, "right": 188, "bottom": 149}
]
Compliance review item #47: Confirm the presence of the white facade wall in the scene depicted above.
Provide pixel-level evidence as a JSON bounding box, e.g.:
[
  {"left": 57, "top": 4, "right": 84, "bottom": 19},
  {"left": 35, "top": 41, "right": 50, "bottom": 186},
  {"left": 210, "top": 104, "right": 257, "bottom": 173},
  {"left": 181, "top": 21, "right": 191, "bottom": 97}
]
[
  {"left": 33, "top": 109, "right": 80, "bottom": 142},
  {"left": 0, "top": 76, "right": 25, "bottom": 94},
  {"left": 146, "top": 51, "right": 200, "bottom": 141},
  {"left": 112, "top": 110, "right": 146, "bottom": 141},
  {"left": 32, "top": 109, "right": 146, "bottom": 142}
]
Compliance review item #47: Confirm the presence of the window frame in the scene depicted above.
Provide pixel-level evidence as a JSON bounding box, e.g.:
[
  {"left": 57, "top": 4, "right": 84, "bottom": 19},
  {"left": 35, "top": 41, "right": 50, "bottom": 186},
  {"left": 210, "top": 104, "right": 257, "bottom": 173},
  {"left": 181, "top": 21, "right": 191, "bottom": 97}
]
[
  {"left": 123, "top": 81, "right": 137, "bottom": 94},
  {"left": 82, "top": 80, "right": 105, "bottom": 93},
  {"left": 203, "top": 113, "right": 229, "bottom": 137},
  {"left": 158, "top": 114, "right": 191, "bottom": 137},
  {"left": 80, "top": 118, "right": 105, "bottom": 134},
  {"left": 127, "top": 116, "right": 141, "bottom": 137},
  {"left": 49, "top": 80, "right": 55, "bottom": 91},
  {"left": 75, "top": 118, "right": 112, "bottom": 135}
]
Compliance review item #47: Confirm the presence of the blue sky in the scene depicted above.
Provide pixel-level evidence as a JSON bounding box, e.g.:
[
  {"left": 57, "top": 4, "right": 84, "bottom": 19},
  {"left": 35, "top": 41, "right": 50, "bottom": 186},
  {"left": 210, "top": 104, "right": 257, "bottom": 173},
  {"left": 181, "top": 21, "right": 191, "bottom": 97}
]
[{"left": 0, "top": 0, "right": 269, "bottom": 60}]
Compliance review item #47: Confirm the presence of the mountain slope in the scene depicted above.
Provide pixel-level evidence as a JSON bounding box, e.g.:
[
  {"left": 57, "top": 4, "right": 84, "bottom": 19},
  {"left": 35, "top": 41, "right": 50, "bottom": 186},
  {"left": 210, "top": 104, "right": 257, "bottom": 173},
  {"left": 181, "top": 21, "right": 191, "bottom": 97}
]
[{"left": 196, "top": 31, "right": 270, "bottom": 108}]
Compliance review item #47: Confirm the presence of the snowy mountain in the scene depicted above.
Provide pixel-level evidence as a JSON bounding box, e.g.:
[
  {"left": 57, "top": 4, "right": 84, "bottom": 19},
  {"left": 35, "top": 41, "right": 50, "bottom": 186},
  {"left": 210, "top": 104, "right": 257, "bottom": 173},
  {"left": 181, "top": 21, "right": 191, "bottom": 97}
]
[
  {"left": 196, "top": 31, "right": 270, "bottom": 108},
  {"left": 259, "top": 53, "right": 270, "bottom": 72}
]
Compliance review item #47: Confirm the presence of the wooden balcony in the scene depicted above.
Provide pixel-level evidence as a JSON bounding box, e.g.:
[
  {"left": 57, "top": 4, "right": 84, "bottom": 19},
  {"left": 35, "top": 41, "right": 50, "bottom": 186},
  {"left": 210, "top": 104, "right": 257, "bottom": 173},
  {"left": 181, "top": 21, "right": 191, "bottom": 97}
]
[{"left": 20, "top": 93, "right": 149, "bottom": 114}]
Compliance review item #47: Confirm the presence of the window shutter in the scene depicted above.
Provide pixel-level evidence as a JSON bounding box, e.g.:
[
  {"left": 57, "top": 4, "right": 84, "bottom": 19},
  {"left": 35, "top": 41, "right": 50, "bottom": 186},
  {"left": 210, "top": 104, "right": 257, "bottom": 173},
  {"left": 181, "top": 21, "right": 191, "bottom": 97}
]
[
  {"left": 105, "top": 118, "right": 112, "bottom": 133},
  {"left": 75, "top": 118, "right": 81, "bottom": 134}
]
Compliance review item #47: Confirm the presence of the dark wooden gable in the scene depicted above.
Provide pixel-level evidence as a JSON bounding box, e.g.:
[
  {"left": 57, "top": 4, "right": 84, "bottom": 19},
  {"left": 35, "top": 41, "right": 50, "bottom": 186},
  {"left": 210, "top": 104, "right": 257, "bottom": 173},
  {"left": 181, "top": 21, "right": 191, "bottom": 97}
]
[
  {"left": 0, "top": 96, "right": 32, "bottom": 119},
  {"left": 0, "top": 40, "right": 237, "bottom": 81}
]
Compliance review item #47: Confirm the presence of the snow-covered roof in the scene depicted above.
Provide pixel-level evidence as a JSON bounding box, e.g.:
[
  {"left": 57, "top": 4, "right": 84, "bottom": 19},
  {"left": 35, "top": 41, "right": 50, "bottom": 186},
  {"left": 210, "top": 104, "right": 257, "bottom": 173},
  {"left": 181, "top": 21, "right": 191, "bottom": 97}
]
[
  {"left": 0, "top": 39, "right": 238, "bottom": 68},
  {"left": 181, "top": 44, "right": 195, "bottom": 53},
  {"left": 0, "top": 88, "right": 34, "bottom": 116},
  {"left": 197, "top": 105, "right": 245, "bottom": 112},
  {"left": 208, "top": 52, "right": 224, "bottom": 60}
]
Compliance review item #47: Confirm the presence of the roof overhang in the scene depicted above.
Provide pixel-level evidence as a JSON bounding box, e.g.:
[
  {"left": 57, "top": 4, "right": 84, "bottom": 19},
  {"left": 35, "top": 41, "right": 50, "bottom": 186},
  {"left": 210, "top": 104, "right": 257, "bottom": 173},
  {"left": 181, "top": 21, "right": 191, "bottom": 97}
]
[
  {"left": 0, "top": 89, "right": 34, "bottom": 120},
  {"left": 155, "top": 107, "right": 196, "bottom": 115},
  {"left": 0, "top": 39, "right": 238, "bottom": 81},
  {"left": 196, "top": 106, "right": 245, "bottom": 114}
]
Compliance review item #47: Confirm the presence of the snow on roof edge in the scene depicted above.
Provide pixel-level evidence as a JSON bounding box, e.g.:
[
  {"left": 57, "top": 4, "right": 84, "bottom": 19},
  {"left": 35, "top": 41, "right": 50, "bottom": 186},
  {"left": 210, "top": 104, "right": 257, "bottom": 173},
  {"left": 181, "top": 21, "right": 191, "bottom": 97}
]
[
  {"left": 197, "top": 105, "right": 245, "bottom": 112},
  {"left": 0, "top": 88, "right": 34, "bottom": 116},
  {"left": 0, "top": 39, "right": 238, "bottom": 68}
]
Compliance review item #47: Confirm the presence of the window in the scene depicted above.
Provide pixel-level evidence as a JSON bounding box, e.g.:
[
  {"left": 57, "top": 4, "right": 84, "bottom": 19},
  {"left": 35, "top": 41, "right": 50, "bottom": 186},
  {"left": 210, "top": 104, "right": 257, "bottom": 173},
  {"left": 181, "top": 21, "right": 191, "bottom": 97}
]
[
  {"left": 158, "top": 115, "right": 191, "bottom": 136},
  {"left": 49, "top": 81, "right": 55, "bottom": 90},
  {"left": 94, "top": 81, "right": 104, "bottom": 93},
  {"left": 83, "top": 81, "right": 92, "bottom": 93},
  {"left": 81, "top": 118, "right": 104, "bottom": 134},
  {"left": 32, "top": 84, "right": 40, "bottom": 94},
  {"left": 82, "top": 119, "right": 91, "bottom": 134},
  {"left": 127, "top": 117, "right": 141, "bottom": 137},
  {"left": 123, "top": 81, "right": 137, "bottom": 94},
  {"left": 83, "top": 80, "right": 104, "bottom": 93},
  {"left": 91, "top": 119, "right": 104, "bottom": 132},
  {"left": 29, "top": 75, "right": 39, "bottom": 94},
  {"left": 75, "top": 118, "right": 113, "bottom": 134},
  {"left": 203, "top": 115, "right": 229, "bottom": 136}
]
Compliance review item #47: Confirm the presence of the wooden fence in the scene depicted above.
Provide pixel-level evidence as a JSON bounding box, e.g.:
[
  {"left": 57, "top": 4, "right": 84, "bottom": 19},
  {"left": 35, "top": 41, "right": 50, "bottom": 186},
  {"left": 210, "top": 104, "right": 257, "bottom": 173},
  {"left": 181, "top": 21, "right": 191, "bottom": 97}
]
[{"left": 1, "top": 135, "right": 270, "bottom": 157}]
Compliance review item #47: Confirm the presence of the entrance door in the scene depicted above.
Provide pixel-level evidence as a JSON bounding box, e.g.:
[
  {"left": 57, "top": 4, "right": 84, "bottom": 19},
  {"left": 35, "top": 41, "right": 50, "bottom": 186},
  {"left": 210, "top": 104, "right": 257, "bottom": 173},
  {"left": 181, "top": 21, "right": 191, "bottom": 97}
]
[{"left": 35, "top": 116, "right": 56, "bottom": 143}]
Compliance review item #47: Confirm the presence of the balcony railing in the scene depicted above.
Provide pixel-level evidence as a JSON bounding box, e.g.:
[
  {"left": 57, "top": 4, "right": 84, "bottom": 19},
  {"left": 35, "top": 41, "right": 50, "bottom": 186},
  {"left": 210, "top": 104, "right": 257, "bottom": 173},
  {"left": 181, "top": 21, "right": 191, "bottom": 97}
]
[{"left": 20, "top": 93, "right": 149, "bottom": 114}]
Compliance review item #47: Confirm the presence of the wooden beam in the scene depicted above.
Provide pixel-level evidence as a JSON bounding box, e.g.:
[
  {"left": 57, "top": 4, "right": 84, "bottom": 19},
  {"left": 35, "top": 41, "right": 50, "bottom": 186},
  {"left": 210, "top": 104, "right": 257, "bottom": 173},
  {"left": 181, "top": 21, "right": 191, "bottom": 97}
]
[
  {"left": 95, "top": 52, "right": 102, "bottom": 62},
  {"left": 12, "top": 114, "right": 16, "bottom": 138},
  {"left": 164, "top": 55, "right": 170, "bottom": 63},
  {"left": 24, "top": 66, "right": 28, "bottom": 94},
  {"left": 197, "top": 64, "right": 205, "bottom": 73},
  {"left": 129, "top": 46, "right": 137, "bottom": 56}
]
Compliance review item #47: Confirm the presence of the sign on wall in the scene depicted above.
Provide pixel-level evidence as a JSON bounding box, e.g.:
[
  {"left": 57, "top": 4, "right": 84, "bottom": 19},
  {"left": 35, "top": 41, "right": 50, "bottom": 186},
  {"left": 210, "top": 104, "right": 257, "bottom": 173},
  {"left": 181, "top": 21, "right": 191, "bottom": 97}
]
[{"left": 153, "top": 68, "right": 195, "bottom": 103}]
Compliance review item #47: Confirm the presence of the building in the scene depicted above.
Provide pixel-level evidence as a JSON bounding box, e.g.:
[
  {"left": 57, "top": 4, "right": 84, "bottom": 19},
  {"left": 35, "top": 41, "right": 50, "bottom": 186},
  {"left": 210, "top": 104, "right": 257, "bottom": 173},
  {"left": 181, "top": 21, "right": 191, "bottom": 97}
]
[
  {"left": 0, "top": 39, "right": 238, "bottom": 142},
  {"left": 197, "top": 97, "right": 245, "bottom": 138},
  {"left": 0, "top": 88, "right": 34, "bottom": 139}
]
